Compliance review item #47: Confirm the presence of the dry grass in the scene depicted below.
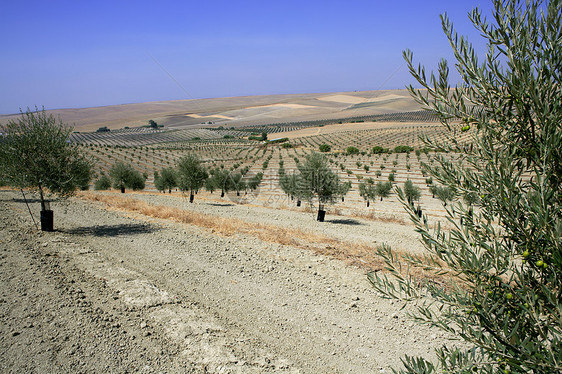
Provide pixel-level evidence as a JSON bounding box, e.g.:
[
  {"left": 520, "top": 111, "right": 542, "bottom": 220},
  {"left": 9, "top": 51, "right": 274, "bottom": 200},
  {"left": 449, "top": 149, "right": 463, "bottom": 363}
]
[
  {"left": 351, "top": 210, "right": 408, "bottom": 225},
  {"left": 78, "top": 191, "right": 386, "bottom": 271}
]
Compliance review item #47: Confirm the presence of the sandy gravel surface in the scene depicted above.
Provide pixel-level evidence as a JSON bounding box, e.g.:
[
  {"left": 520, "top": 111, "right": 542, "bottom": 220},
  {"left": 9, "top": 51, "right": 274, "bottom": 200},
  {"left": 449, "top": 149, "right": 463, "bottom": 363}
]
[
  {"left": 0, "top": 189, "right": 457, "bottom": 373},
  {"left": 122, "top": 192, "right": 426, "bottom": 255}
]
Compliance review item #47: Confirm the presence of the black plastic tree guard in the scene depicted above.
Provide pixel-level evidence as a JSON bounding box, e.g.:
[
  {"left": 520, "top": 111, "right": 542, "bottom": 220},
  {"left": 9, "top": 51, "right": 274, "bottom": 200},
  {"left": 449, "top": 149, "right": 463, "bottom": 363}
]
[
  {"left": 317, "top": 209, "right": 326, "bottom": 222},
  {"left": 40, "top": 210, "right": 54, "bottom": 232}
]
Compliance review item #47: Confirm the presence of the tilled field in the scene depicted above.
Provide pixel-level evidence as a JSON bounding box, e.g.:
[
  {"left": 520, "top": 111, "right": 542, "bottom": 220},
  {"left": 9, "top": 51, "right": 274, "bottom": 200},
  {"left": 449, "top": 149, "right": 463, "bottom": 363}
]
[{"left": 0, "top": 189, "right": 458, "bottom": 373}]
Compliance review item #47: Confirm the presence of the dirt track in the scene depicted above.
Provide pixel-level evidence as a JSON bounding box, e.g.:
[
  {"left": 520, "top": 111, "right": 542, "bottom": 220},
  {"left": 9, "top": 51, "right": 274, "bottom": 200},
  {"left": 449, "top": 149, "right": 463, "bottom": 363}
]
[{"left": 0, "top": 189, "right": 456, "bottom": 373}]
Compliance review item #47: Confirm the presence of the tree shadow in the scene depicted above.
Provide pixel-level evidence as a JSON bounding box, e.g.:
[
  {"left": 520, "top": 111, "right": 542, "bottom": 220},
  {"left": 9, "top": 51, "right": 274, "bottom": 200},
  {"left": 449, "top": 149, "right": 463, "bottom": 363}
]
[
  {"left": 11, "top": 197, "right": 43, "bottom": 204},
  {"left": 327, "top": 219, "right": 364, "bottom": 226},
  {"left": 62, "top": 223, "right": 158, "bottom": 237},
  {"left": 207, "top": 203, "right": 235, "bottom": 207}
]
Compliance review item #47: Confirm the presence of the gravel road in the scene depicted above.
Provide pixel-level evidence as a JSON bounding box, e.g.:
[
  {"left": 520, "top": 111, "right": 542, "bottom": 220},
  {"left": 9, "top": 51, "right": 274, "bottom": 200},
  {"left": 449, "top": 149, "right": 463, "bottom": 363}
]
[{"left": 0, "top": 189, "right": 457, "bottom": 373}]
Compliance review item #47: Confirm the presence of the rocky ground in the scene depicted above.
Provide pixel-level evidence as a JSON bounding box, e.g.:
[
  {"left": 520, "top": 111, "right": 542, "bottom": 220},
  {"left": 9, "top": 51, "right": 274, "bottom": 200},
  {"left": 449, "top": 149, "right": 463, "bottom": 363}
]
[{"left": 0, "top": 189, "right": 458, "bottom": 373}]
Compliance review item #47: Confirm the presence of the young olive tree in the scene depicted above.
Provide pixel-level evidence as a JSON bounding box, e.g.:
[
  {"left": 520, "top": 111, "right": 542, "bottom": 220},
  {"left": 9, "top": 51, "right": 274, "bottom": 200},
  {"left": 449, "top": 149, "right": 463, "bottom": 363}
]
[
  {"left": 176, "top": 154, "right": 208, "bottom": 202},
  {"left": 369, "top": 1, "right": 562, "bottom": 372},
  {"left": 279, "top": 170, "right": 303, "bottom": 205},
  {"left": 154, "top": 167, "right": 177, "bottom": 193},
  {"left": 109, "top": 161, "right": 145, "bottom": 193},
  {"left": 206, "top": 168, "right": 231, "bottom": 197},
  {"left": 229, "top": 172, "right": 245, "bottom": 196},
  {"left": 338, "top": 181, "right": 352, "bottom": 202},
  {"left": 295, "top": 152, "right": 348, "bottom": 221},
  {"left": 246, "top": 172, "right": 263, "bottom": 191},
  {"left": 94, "top": 174, "right": 112, "bottom": 191},
  {"left": 359, "top": 178, "right": 376, "bottom": 207},
  {"left": 375, "top": 181, "right": 392, "bottom": 201},
  {"left": 402, "top": 179, "right": 421, "bottom": 207},
  {"left": 0, "top": 108, "right": 92, "bottom": 230}
]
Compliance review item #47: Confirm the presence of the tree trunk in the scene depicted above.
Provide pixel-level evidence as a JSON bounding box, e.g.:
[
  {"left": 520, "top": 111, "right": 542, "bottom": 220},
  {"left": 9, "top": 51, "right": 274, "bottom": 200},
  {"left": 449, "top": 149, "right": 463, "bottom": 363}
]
[
  {"left": 38, "top": 186, "right": 46, "bottom": 212},
  {"left": 189, "top": 192, "right": 194, "bottom": 203}
]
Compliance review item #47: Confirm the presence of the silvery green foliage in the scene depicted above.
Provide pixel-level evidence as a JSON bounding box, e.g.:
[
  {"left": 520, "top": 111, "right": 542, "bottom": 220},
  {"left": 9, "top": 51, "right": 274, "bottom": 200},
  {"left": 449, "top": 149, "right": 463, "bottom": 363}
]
[
  {"left": 295, "top": 152, "right": 346, "bottom": 210},
  {"left": 154, "top": 167, "right": 177, "bottom": 193},
  {"left": 0, "top": 107, "right": 92, "bottom": 210},
  {"left": 176, "top": 154, "right": 208, "bottom": 198},
  {"left": 109, "top": 161, "right": 145, "bottom": 192},
  {"left": 368, "top": 1, "right": 561, "bottom": 372}
]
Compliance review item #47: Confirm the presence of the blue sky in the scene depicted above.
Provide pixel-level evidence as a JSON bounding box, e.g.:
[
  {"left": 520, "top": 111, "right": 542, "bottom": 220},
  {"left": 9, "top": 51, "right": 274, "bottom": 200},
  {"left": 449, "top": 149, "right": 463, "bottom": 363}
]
[{"left": 0, "top": 0, "right": 494, "bottom": 114}]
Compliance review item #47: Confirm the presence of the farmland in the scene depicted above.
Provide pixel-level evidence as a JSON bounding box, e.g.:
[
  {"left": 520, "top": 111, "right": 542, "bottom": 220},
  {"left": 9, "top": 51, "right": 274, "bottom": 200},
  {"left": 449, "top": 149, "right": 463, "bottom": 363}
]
[
  {"left": 1, "top": 91, "right": 469, "bottom": 373},
  {"left": 75, "top": 110, "right": 469, "bottom": 224}
]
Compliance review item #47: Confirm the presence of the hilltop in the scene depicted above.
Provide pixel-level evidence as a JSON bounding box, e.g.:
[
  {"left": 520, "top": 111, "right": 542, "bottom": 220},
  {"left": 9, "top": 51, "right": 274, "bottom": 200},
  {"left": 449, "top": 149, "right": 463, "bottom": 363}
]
[{"left": 0, "top": 89, "right": 423, "bottom": 132}]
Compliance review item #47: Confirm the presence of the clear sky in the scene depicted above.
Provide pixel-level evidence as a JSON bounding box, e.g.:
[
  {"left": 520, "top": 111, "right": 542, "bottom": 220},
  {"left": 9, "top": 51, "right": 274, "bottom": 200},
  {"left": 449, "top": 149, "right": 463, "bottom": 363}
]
[{"left": 0, "top": 0, "right": 495, "bottom": 114}]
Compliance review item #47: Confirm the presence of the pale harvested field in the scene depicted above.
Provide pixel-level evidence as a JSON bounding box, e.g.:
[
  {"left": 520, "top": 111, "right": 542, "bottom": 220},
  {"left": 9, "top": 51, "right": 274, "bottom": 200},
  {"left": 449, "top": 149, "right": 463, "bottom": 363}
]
[{"left": 273, "top": 121, "right": 428, "bottom": 139}]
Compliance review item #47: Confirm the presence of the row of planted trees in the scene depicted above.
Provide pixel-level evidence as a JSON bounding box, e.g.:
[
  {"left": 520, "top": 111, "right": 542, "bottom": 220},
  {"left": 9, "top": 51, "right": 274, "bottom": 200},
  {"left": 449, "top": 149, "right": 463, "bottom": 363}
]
[
  {"left": 276, "top": 150, "right": 461, "bottom": 221},
  {"left": 0, "top": 109, "right": 485, "bottom": 228},
  {"left": 95, "top": 155, "right": 264, "bottom": 204}
]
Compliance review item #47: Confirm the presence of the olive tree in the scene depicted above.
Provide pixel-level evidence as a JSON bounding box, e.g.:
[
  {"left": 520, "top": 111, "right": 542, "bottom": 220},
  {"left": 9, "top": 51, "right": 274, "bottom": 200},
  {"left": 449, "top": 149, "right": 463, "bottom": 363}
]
[
  {"left": 229, "top": 172, "right": 245, "bottom": 196},
  {"left": 246, "top": 172, "right": 263, "bottom": 191},
  {"left": 368, "top": 1, "right": 562, "bottom": 372},
  {"left": 206, "top": 168, "right": 231, "bottom": 197},
  {"left": 154, "top": 167, "right": 177, "bottom": 193},
  {"left": 295, "top": 152, "right": 348, "bottom": 221},
  {"left": 402, "top": 179, "right": 421, "bottom": 207},
  {"left": 375, "top": 181, "right": 392, "bottom": 201},
  {"left": 279, "top": 170, "right": 303, "bottom": 205},
  {"left": 94, "top": 174, "right": 111, "bottom": 190},
  {"left": 0, "top": 108, "right": 92, "bottom": 230},
  {"left": 109, "top": 161, "right": 145, "bottom": 193},
  {"left": 176, "top": 154, "right": 208, "bottom": 202},
  {"left": 431, "top": 184, "right": 455, "bottom": 206},
  {"left": 358, "top": 178, "right": 376, "bottom": 207}
]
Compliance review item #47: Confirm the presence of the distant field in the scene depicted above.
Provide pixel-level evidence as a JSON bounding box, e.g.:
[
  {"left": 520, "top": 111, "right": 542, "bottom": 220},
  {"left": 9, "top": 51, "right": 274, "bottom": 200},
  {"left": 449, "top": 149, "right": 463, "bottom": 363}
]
[
  {"left": 1, "top": 89, "right": 424, "bottom": 132},
  {"left": 78, "top": 107, "right": 467, "bottom": 224}
]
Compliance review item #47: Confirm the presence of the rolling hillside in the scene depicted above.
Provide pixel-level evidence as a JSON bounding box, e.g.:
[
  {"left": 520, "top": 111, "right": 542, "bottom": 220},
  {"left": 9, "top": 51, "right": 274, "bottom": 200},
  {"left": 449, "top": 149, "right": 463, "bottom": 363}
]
[{"left": 0, "top": 89, "right": 425, "bottom": 132}]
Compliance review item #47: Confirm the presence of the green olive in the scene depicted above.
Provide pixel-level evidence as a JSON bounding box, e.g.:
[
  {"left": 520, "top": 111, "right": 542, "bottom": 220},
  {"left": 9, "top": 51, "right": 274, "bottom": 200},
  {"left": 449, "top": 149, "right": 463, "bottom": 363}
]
[{"left": 536, "top": 260, "right": 544, "bottom": 267}]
